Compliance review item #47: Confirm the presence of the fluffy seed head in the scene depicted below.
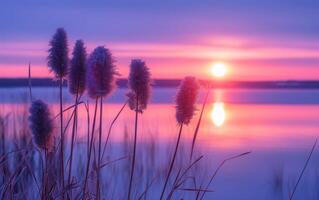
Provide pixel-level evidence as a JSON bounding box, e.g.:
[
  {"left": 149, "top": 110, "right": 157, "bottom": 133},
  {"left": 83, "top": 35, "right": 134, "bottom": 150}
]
[
  {"left": 29, "top": 100, "right": 53, "bottom": 151},
  {"left": 68, "top": 40, "right": 87, "bottom": 96},
  {"left": 126, "top": 92, "right": 143, "bottom": 113},
  {"left": 86, "top": 46, "right": 117, "bottom": 98},
  {"left": 127, "top": 59, "right": 151, "bottom": 112},
  {"left": 175, "top": 77, "right": 200, "bottom": 125},
  {"left": 48, "top": 28, "right": 69, "bottom": 78}
]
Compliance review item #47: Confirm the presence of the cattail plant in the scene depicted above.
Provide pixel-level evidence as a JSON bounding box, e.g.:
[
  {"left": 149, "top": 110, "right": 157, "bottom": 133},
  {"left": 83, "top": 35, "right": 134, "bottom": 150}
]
[
  {"left": 47, "top": 27, "right": 69, "bottom": 195},
  {"left": 67, "top": 40, "right": 86, "bottom": 190},
  {"left": 83, "top": 46, "right": 117, "bottom": 200},
  {"left": 48, "top": 28, "right": 69, "bottom": 79},
  {"left": 160, "top": 76, "right": 199, "bottom": 200},
  {"left": 68, "top": 40, "right": 86, "bottom": 96},
  {"left": 29, "top": 100, "right": 53, "bottom": 199},
  {"left": 127, "top": 59, "right": 151, "bottom": 200},
  {"left": 29, "top": 100, "right": 53, "bottom": 151}
]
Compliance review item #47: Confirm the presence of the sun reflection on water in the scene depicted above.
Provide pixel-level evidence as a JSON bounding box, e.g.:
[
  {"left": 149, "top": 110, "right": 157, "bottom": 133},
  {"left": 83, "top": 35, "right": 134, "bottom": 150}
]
[{"left": 211, "top": 102, "right": 226, "bottom": 127}]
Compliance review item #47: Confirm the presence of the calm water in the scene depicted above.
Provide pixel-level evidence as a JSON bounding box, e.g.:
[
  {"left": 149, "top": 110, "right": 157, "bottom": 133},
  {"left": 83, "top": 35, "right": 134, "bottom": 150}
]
[{"left": 1, "top": 87, "right": 319, "bottom": 199}]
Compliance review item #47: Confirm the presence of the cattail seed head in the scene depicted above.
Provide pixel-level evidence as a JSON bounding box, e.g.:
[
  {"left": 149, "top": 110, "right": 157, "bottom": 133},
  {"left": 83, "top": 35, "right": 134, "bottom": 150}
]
[
  {"left": 86, "top": 46, "right": 117, "bottom": 98},
  {"left": 175, "top": 77, "right": 199, "bottom": 125},
  {"left": 48, "top": 28, "right": 69, "bottom": 78},
  {"left": 68, "top": 40, "right": 87, "bottom": 96},
  {"left": 126, "top": 92, "right": 137, "bottom": 111},
  {"left": 29, "top": 100, "right": 53, "bottom": 151},
  {"left": 127, "top": 59, "right": 151, "bottom": 112}
]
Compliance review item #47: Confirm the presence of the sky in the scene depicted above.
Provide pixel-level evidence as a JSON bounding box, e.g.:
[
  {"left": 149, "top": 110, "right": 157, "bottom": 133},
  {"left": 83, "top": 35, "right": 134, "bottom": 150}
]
[{"left": 0, "top": 0, "right": 319, "bottom": 81}]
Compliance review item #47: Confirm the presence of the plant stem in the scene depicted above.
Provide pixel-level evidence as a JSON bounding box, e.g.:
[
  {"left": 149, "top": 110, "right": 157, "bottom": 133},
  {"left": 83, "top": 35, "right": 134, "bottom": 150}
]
[
  {"left": 83, "top": 98, "right": 99, "bottom": 199},
  {"left": 200, "top": 151, "right": 251, "bottom": 200},
  {"left": 127, "top": 96, "right": 139, "bottom": 200},
  {"left": 59, "top": 77, "right": 65, "bottom": 199},
  {"left": 42, "top": 149, "right": 47, "bottom": 200},
  {"left": 84, "top": 101, "right": 90, "bottom": 159},
  {"left": 289, "top": 139, "right": 317, "bottom": 200},
  {"left": 28, "top": 62, "right": 32, "bottom": 102},
  {"left": 67, "top": 89, "right": 79, "bottom": 196},
  {"left": 160, "top": 124, "right": 183, "bottom": 200},
  {"left": 102, "top": 101, "right": 127, "bottom": 160},
  {"left": 96, "top": 97, "right": 103, "bottom": 200},
  {"left": 190, "top": 87, "right": 210, "bottom": 162}
]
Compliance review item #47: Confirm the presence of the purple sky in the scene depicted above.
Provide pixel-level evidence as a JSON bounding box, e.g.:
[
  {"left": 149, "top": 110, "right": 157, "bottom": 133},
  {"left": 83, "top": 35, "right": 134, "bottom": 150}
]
[{"left": 1, "top": 0, "right": 319, "bottom": 80}]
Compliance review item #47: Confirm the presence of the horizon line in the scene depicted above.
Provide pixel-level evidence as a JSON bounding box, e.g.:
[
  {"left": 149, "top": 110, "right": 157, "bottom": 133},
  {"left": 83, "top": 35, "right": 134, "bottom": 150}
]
[{"left": 1, "top": 78, "right": 319, "bottom": 89}]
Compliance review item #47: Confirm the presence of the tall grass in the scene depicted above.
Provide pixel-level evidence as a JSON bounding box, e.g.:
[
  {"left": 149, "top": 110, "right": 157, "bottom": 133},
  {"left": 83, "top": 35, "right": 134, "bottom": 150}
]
[
  {"left": 160, "top": 77, "right": 199, "bottom": 200},
  {"left": 48, "top": 28, "right": 69, "bottom": 199},
  {"left": 0, "top": 100, "right": 255, "bottom": 199},
  {"left": 84, "top": 46, "right": 117, "bottom": 199},
  {"left": 0, "top": 28, "right": 254, "bottom": 200},
  {"left": 83, "top": 98, "right": 99, "bottom": 199},
  {"left": 127, "top": 59, "right": 151, "bottom": 200},
  {"left": 67, "top": 39, "right": 87, "bottom": 198}
]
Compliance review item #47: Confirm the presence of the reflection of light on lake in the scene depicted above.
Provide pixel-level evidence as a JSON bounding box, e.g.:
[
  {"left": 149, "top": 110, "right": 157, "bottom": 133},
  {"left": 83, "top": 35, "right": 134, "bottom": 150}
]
[{"left": 211, "top": 102, "right": 226, "bottom": 127}]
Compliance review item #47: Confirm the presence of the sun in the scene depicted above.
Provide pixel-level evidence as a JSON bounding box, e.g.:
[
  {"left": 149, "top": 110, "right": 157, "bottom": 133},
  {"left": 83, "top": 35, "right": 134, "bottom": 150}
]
[{"left": 210, "top": 62, "right": 227, "bottom": 78}]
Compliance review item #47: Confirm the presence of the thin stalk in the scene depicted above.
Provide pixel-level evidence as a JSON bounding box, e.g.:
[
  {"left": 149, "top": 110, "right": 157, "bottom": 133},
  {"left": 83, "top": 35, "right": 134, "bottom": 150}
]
[
  {"left": 96, "top": 97, "right": 103, "bottom": 200},
  {"left": 160, "top": 124, "right": 184, "bottom": 200},
  {"left": 20, "top": 151, "right": 41, "bottom": 196},
  {"left": 83, "top": 101, "right": 90, "bottom": 159},
  {"left": 167, "top": 156, "right": 204, "bottom": 199},
  {"left": 59, "top": 77, "right": 65, "bottom": 199},
  {"left": 67, "top": 89, "right": 79, "bottom": 195},
  {"left": 83, "top": 98, "right": 99, "bottom": 199},
  {"left": 190, "top": 87, "right": 210, "bottom": 161},
  {"left": 127, "top": 96, "right": 139, "bottom": 200},
  {"left": 42, "top": 150, "right": 47, "bottom": 200},
  {"left": 138, "top": 175, "right": 158, "bottom": 200},
  {"left": 53, "top": 101, "right": 84, "bottom": 120},
  {"left": 200, "top": 151, "right": 251, "bottom": 200},
  {"left": 289, "top": 139, "right": 317, "bottom": 200},
  {"left": 28, "top": 62, "right": 33, "bottom": 102},
  {"left": 102, "top": 101, "right": 127, "bottom": 160},
  {"left": 63, "top": 109, "right": 76, "bottom": 136}
]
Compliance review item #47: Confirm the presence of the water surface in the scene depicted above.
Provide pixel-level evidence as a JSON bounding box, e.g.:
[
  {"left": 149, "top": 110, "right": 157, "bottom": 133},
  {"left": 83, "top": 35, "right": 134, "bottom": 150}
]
[{"left": 1, "top": 87, "right": 318, "bottom": 199}]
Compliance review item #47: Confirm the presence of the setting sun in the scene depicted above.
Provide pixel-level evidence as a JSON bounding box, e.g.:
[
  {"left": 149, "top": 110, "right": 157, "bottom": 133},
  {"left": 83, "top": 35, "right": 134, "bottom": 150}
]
[{"left": 211, "top": 62, "right": 227, "bottom": 77}]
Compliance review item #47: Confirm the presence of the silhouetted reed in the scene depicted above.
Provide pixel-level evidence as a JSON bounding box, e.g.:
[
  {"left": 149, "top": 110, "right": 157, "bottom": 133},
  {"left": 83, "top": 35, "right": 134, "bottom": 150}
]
[
  {"left": 68, "top": 40, "right": 87, "bottom": 96},
  {"left": 175, "top": 77, "right": 199, "bottom": 125},
  {"left": 67, "top": 39, "right": 87, "bottom": 192},
  {"left": 48, "top": 27, "right": 69, "bottom": 196},
  {"left": 0, "top": 28, "right": 258, "bottom": 200},
  {"left": 0, "top": 114, "right": 10, "bottom": 189},
  {"left": 160, "top": 76, "right": 199, "bottom": 200},
  {"left": 199, "top": 151, "right": 251, "bottom": 199},
  {"left": 28, "top": 100, "right": 53, "bottom": 151},
  {"left": 127, "top": 59, "right": 151, "bottom": 112},
  {"left": 86, "top": 46, "right": 116, "bottom": 99},
  {"left": 102, "top": 101, "right": 128, "bottom": 160},
  {"left": 289, "top": 140, "right": 317, "bottom": 200},
  {"left": 2, "top": 94, "right": 255, "bottom": 200},
  {"left": 28, "top": 100, "right": 54, "bottom": 199},
  {"left": 127, "top": 59, "right": 151, "bottom": 200},
  {"left": 84, "top": 46, "right": 117, "bottom": 200},
  {"left": 48, "top": 28, "right": 69, "bottom": 79}
]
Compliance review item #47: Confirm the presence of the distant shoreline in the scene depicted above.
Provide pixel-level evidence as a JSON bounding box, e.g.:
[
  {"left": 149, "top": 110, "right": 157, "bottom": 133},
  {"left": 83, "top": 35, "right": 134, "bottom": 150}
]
[{"left": 1, "top": 78, "right": 319, "bottom": 89}]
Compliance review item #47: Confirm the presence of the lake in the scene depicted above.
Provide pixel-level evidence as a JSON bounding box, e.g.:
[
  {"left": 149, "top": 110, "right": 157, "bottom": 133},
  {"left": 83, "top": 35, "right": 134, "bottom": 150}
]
[{"left": 1, "top": 87, "right": 319, "bottom": 199}]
